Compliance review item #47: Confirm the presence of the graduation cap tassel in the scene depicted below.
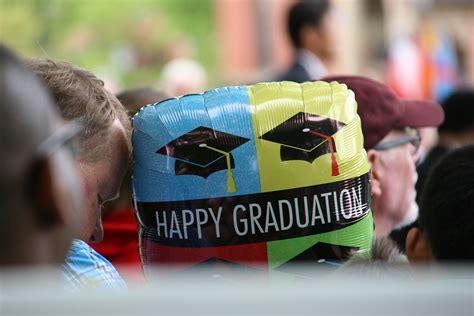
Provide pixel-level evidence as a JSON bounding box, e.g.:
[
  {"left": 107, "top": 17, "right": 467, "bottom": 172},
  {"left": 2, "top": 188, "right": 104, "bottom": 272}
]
[
  {"left": 307, "top": 130, "right": 340, "bottom": 177},
  {"left": 203, "top": 144, "right": 237, "bottom": 193},
  {"left": 328, "top": 138, "right": 340, "bottom": 177},
  {"left": 226, "top": 163, "right": 237, "bottom": 193}
]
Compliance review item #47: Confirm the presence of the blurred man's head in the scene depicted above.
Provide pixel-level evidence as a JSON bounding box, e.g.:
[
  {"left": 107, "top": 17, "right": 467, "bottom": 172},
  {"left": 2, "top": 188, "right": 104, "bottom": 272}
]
[
  {"left": 406, "top": 145, "right": 474, "bottom": 262},
  {"left": 322, "top": 75, "right": 444, "bottom": 239},
  {"left": 161, "top": 58, "right": 207, "bottom": 96},
  {"left": 437, "top": 89, "right": 474, "bottom": 147},
  {"left": 287, "top": 0, "right": 336, "bottom": 62},
  {"left": 27, "top": 58, "right": 131, "bottom": 243},
  {"left": 0, "top": 46, "right": 82, "bottom": 264}
]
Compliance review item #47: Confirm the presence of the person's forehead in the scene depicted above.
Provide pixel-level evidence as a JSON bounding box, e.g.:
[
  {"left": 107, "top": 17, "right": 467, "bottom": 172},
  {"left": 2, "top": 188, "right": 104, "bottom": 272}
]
[
  {"left": 110, "top": 120, "right": 130, "bottom": 167},
  {"left": 110, "top": 118, "right": 130, "bottom": 154},
  {"left": 376, "top": 130, "right": 417, "bottom": 162},
  {"left": 96, "top": 120, "right": 129, "bottom": 195}
]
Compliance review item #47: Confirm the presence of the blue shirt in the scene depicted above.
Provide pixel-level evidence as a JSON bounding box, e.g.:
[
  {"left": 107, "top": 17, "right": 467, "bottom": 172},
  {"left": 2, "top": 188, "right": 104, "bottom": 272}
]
[{"left": 62, "top": 239, "right": 127, "bottom": 291}]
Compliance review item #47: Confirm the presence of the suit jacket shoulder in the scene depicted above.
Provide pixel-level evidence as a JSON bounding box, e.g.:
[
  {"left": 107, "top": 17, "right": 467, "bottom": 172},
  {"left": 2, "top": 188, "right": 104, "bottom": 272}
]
[{"left": 277, "top": 61, "right": 311, "bottom": 83}]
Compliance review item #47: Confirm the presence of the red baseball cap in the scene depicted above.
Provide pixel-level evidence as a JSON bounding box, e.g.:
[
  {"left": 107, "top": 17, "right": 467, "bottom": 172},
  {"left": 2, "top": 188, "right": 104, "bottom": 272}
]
[{"left": 321, "top": 75, "right": 445, "bottom": 150}]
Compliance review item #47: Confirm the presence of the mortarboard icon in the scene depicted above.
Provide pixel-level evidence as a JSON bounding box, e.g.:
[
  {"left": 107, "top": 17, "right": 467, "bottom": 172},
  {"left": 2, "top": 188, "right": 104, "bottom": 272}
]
[
  {"left": 183, "top": 258, "right": 261, "bottom": 280},
  {"left": 275, "top": 242, "right": 359, "bottom": 275},
  {"left": 156, "top": 126, "right": 250, "bottom": 193},
  {"left": 259, "top": 112, "right": 346, "bottom": 176}
]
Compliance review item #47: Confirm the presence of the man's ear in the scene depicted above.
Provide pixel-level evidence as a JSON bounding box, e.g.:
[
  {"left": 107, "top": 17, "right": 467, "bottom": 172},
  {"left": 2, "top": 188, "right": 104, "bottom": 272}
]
[
  {"left": 29, "top": 157, "right": 64, "bottom": 229},
  {"left": 367, "top": 149, "right": 383, "bottom": 197},
  {"left": 406, "top": 227, "right": 434, "bottom": 262}
]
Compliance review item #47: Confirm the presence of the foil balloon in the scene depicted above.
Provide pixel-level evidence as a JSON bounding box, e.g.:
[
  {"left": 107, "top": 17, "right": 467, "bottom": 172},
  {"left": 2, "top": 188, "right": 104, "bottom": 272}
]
[{"left": 132, "top": 81, "right": 373, "bottom": 278}]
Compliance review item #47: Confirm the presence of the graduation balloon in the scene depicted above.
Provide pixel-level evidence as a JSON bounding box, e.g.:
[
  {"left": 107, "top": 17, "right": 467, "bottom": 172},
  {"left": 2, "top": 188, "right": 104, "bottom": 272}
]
[{"left": 132, "top": 81, "right": 373, "bottom": 278}]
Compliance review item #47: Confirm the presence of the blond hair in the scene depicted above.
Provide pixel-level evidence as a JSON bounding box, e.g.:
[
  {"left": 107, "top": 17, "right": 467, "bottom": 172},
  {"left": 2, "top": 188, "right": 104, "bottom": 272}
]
[{"left": 27, "top": 58, "right": 130, "bottom": 161}]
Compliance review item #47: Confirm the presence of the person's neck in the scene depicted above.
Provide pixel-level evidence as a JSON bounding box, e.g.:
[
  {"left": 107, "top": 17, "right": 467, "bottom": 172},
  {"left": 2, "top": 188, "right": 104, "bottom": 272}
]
[
  {"left": 374, "top": 221, "right": 393, "bottom": 239},
  {"left": 296, "top": 48, "right": 329, "bottom": 79},
  {"left": 372, "top": 206, "right": 397, "bottom": 239},
  {"left": 438, "top": 131, "right": 474, "bottom": 148}
]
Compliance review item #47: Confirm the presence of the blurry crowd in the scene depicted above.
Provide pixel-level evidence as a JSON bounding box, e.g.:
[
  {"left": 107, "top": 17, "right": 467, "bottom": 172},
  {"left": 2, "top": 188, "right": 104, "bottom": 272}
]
[{"left": 1, "top": 0, "right": 473, "bottom": 295}]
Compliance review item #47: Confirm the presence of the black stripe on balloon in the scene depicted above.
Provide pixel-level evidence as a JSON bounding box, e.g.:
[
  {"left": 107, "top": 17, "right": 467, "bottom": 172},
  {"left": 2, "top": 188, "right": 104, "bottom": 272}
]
[{"left": 135, "top": 173, "right": 371, "bottom": 247}]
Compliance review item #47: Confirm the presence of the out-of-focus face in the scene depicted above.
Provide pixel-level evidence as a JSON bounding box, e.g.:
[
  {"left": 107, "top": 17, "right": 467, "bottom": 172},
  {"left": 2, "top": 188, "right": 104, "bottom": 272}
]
[
  {"left": 376, "top": 129, "right": 420, "bottom": 231},
  {"left": 76, "top": 119, "right": 129, "bottom": 243},
  {"left": 303, "top": 6, "right": 339, "bottom": 63},
  {"left": 317, "top": 6, "right": 339, "bottom": 62}
]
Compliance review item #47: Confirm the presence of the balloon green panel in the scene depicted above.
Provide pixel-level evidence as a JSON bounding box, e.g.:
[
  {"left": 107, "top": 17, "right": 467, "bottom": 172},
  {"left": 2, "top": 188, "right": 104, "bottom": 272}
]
[{"left": 266, "top": 211, "right": 373, "bottom": 269}]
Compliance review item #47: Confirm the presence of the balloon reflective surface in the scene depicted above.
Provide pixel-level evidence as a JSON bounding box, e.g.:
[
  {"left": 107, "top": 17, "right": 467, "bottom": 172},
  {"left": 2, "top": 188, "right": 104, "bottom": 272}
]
[{"left": 132, "top": 81, "right": 373, "bottom": 279}]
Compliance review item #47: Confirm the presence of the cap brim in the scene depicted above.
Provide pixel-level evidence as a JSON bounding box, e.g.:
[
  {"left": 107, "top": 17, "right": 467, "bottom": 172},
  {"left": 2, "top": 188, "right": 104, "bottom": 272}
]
[{"left": 396, "top": 100, "right": 444, "bottom": 128}]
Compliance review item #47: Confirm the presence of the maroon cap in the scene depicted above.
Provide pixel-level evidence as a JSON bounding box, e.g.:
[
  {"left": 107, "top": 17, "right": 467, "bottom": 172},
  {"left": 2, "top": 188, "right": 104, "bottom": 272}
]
[{"left": 321, "top": 75, "right": 444, "bottom": 150}]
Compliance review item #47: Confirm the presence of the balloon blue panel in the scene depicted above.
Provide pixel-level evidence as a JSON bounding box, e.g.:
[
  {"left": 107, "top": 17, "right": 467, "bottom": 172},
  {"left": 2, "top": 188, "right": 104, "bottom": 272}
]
[{"left": 132, "top": 86, "right": 261, "bottom": 202}]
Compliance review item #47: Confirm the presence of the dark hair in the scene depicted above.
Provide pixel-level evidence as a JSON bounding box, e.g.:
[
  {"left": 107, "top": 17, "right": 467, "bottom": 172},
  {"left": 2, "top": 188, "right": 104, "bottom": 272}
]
[
  {"left": 117, "top": 86, "right": 168, "bottom": 116},
  {"left": 438, "top": 89, "right": 474, "bottom": 133},
  {"left": 419, "top": 145, "right": 474, "bottom": 261},
  {"left": 287, "top": 0, "right": 330, "bottom": 48}
]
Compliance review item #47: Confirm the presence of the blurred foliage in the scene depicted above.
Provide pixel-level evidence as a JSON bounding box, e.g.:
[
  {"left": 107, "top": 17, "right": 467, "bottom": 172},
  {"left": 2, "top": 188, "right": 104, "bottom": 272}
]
[{"left": 0, "top": 0, "right": 216, "bottom": 88}]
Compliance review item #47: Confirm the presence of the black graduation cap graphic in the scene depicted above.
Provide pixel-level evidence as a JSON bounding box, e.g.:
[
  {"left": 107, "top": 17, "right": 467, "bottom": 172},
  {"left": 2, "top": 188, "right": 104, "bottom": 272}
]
[
  {"left": 275, "top": 242, "right": 359, "bottom": 274},
  {"left": 156, "top": 126, "right": 250, "bottom": 192},
  {"left": 259, "top": 112, "right": 346, "bottom": 176},
  {"left": 183, "top": 258, "right": 261, "bottom": 280}
]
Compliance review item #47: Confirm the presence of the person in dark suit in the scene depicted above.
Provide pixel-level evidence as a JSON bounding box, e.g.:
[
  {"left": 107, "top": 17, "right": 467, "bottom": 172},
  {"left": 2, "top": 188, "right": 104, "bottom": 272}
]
[{"left": 278, "top": 0, "right": 335, "bottom": 82}]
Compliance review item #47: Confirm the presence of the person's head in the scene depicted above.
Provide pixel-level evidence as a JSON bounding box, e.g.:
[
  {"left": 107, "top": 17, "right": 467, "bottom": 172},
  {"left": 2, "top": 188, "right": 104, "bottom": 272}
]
[
  {"left": 117, "top": 86, "right": 168, "bottom": 116},
  {"left": 437, "top": 89, "right": 474, "bottom": 147},
  {"left": 322, "top": 75, "right": 444, "bottom": 238},
  {"left": 287, "top": 0, "right": 335, "bottom": 62},
  {"left": 161, "top": 58, "right": 207, "bottom": 96},
  {"left": 341, "top": 237, "right": 410, "bottom": 280},
  {"left": 0, "top": 46, "right": 82, "bottom": 264},
  {"left": 27, "top": 58, "right": 131, "bottom": 243},
  {"left": 406, "top": 145, "right": 474, "bottom": 262}
]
